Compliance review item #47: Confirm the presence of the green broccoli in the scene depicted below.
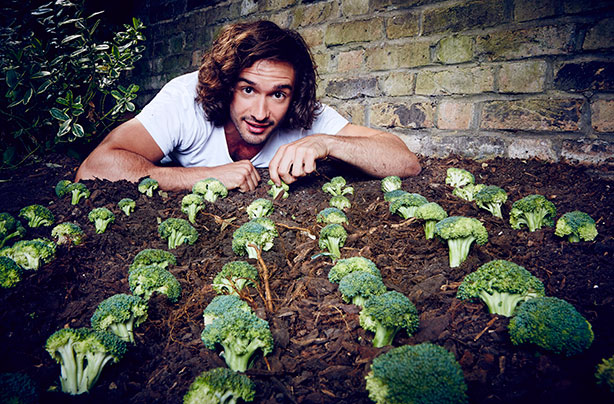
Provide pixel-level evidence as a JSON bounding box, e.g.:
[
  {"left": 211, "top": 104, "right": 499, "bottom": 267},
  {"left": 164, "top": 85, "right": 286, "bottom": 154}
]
[
  {"left": 381, "top": 176, "right": 402, "bottom": 193},
  {"left": 389, "top": 193, "right": 429, "bottom": 219},
  {"left": 435, "top": 216, "right": 488, "bottom": 268},
  {"left": 267, "top": 179, "right": 289, "bottom": 200},
  {"left": 322, "top": 176, "right": 354, "bottom": 197},
  {"left": 158, "top": 217, "right": 199, "bottom": 249},
  {"left": 328, "top": 256, "right": 381, "bottom": 284},
  {"left": 129, "top": 248, "right": 177, "bottom": 272},
  {"left": 183, "top": 367, "right": 255, "bottom": 404},
  {"left": 445, "top": 167, "right": 475, "bottom": 188},
  {"left": 231, "top": 219, "right": 278, "bottom": 259},
  {"left": 338, "top": 270, "right": 387, "bottom": 307},
  {"left": 90, "top": 293, "right": 148, "bottom": 343},
  {"left": 452, "top": 183, "right": 486, "bottom": 201},
  {"left": 456, "top": 260, "right": 545, "bottom": 317},
  {"left": 65, "top": 182, "right": 90, "bottom": 205},
  {"left": 318, "top": 223, "right": 347, "bottom": 260},
  {"left": 201, "top": 309, "right": 274, "bottom": 372},
  {"left": 203, "top": 294, "right": 253, "bottom": 327},
  {"left": 414, "top": 202, "right": 448, "bottom": 239},
  {"left": 383, "top": 189, "right": 408, "bottom": 202},
  {"left": 1, "top": 239, "right": 55, "bottom": 270},
  {"left": 88, "top": 207, "right": 115, "bottom": 234},
  {"left": 508, "top": 296, "right": 594, "bottom": 357},
  {"left": 0, "top": 372, "right": 38, "bottom": 404},
  {"left": 474, "top": 185, "right": 508, "bottom": 218},
  {"left": 193, "top": 178, "right": 228, "bottom": 203},
  {"left": 0, "top": 212, "right": 25, "bottom": 248},
  {"left": 246, "top": 198, "right": 274, "bottom": 219},
  {"left": 51, "top": 222, "right": 85, "bottom": 246},
  {"left": 212, "top": 261, "right": 259, "bottom": 296},
  {"left": 138, "top": 177, "right": 159, "bottom": 197},
  {"left": 359, "top": 290, "right": 420, "bottom": 347},
  {"left": 316, "top": 207, "right": 348, "bottom": 225},
  {"left": 509, "top": 194, "right": 557, "bottom": 232},
  {"left": 117, "top": 198, "right": 136, "bottom": 216},
  {"left": 329, "top": 195, "right": 351, "bottom": 210},
  {"left": 128, "top": 265, "right": 182, "bottom": 302},
  {"left": 55, "top": 179, "right": 72, "bottom": 198},
  {"left": 555, "top": 210, "right": 598, "bottom": 242},
  {"left": 595, "top": 354, "right": 614, "bottom": 393},
  {"left": 0, "top": 256, "right": 23, "bottom": 288},
  {"left": 45, "top": 327, "right": 127, "bottom": 395},
  {"left": 18, "top": 204, "right": 55, "bottom": 227},
  {"left": 365, "top": 343, "right": 468, "bottom": 404},
  {"left": 181, "top": 193, "right": 205, "bottom": 224}
]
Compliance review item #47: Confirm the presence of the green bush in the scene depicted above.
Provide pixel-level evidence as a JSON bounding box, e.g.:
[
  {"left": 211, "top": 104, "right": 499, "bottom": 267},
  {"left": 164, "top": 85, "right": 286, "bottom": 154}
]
[{"left": 0, "top": 0, "right": 146, "bottom": 166}]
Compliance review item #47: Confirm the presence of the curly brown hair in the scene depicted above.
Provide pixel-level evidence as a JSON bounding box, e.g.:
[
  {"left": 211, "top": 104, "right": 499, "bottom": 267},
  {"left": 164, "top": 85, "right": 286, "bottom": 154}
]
[{"left": 196, "top": 20, "right": 319, "bottom": 130}]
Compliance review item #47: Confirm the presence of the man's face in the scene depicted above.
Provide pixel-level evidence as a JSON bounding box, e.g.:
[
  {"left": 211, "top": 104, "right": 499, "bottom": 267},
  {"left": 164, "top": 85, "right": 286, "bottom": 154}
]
[{"left": 226, "top": 59, "right": 295, "bottom": 146}]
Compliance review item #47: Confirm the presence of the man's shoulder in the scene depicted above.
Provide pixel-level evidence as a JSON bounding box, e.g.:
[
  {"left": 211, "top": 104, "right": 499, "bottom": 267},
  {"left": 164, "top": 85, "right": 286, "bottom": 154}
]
[{"left": 164, "top": 71, "right": 199, "bottom": 92}]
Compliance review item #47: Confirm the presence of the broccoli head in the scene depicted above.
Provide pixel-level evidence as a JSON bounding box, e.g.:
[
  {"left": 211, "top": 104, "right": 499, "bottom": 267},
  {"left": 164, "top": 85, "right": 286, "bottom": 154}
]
[
  {"left": 389, "top": 193, "right": 429, "bottom": 219},
  {"left": 435, "top": 216, "right": 488, "bottom": 268},
  {"left": 91, "top": 293, "right": 148, "bottom": 343},
  {"left": 381, "top": 176, "right": 402, "bottom": 193},
  {"left": 316, "top": 207, "right": 348, "bottom": 225},
  {"left": 414, "top": 202, "right": 448, "bottom": 239},
  {"left": 457, "top": 259, "right": 545, "bottom": 317},
  {"left": 203, "top": 294, "right": 253, "bottom": 327},
  {"left": 128, "top": 265, "right": 182, "bottom": 302},
  {"left": 181, "top": 193, "right": 205, "bottom": 224},
  {"left": 452, "top": 183, "right": 486, "bottom": 202},
  {"left": 88, "top": 207, "right": 115, "bottom": 234},
  {"left": 328, "top": 256, "right": 381, "bottom": 284},
  {"left": 1, "top": 239, "right": 55, "bottom": 270},
  {"left": 338, "top": 270, "right": 387, "bottom": 307},
  {"left": 359, "top": 290, "right": 420, "bottom": 347},
  {"left": 65, "top": 182, "right": 90, "bottom": 205},
  {"left": 267, "top": 179, "right": 289, "bottom": 200},
  {"left": 318, "top": 223, "right": 347, "bottom": 260},
  {"left": 212, "top": 260, "right": 259, "bottom": 296},
  {"left": 55, "top": 179, "right": 72, "bottom": 198},
  {"left": 0, "top": 256, "right": 23, "bottom": 288},
  {"left": 509, "top": 194, "right": 557, "bottom": 232},
  {"left": 246, "top": 198, "right": 274, "bottom": 219},
  {"left": 329, "top": 195, "right": 351, "bottom": 210},
  {"left": 19, "top": 204, "right": 55, "bottom": 228},
  {"left": 508, "top": 296, "right": 593, "bottom": 357},
  {"left": 232, "top": 219, "right": 278, "bottom": 259},
  {"left": 383, "top": 189, "right": 408, "bottom": 202},
  {"left": 129, "top": 248, "right": 177, "bottom": 272},
  {"left": 158, "top": 217, "right": 198, "bottom": 249},
  {"left": 138, "top": 177, "right": 159, "bottom": 197},
  {"left": 595, "top": 354, "right": 614, "bottom": 393},
  {"left": 322, "top": 176, "right": 354, "bottom": 197},
  {"left": 193, "top": 178, "right": 228, "bottom": 203},
  {"left": 474, "top": 185, "right": 508, "bottom": 218},
  {"left": 117, "top": 198, "right": 136, "bottom": 216},
  {"left": 51, "top": 222, "right": 85, "bottom": 246},
  {"left": 365, "top": 343, "right": 468, "bottom": 404},
  {"left": 183, "top": 367, "right": 255, "bottom": 404},
  {"left": 0, "top": 212, "right": 26, "bottom": 248},
  {"left": 445, "top": 167, "right": 475, "bottom": 188},
  {"left": 0, "top": 372, "right": 38, "bottom": 404},
  {"left": 554, "top": 210, "right": 598, "bottom": 242}
]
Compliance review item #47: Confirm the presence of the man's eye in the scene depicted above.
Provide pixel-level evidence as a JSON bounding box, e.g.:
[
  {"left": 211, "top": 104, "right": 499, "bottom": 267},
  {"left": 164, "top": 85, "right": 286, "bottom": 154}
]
[
  {"left": 242, "top": 87, "right": 253, "bottom": 94},
  {"left": 273, "top": 91, "right": 286, "bottom": 99}
]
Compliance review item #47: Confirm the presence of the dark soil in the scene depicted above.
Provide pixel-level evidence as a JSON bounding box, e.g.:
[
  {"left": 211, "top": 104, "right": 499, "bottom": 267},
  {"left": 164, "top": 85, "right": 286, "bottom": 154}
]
[{"left": 1, "top": 155, "right": 613, "bottom": 404}]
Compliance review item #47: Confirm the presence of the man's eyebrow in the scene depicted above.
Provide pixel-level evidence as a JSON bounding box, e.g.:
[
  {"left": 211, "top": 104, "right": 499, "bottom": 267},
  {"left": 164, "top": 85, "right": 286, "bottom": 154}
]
[{"left": 236, "top": 78, "right": 293, "bottom": 91}]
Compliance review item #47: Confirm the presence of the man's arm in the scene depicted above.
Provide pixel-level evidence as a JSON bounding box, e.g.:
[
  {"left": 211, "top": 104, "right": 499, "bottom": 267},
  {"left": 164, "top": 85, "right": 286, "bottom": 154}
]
[
  {"left": 268, "top": 123, "right": 421, "bottom": 185},
  {"left": 75, "top": 118, "right": 261, "bottom": 192}
]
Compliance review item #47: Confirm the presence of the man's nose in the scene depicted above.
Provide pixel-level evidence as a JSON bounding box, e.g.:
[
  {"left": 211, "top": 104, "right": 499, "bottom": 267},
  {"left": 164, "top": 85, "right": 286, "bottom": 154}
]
[{"left": 252, "top": 96, "right": 269, "bottom": 122}]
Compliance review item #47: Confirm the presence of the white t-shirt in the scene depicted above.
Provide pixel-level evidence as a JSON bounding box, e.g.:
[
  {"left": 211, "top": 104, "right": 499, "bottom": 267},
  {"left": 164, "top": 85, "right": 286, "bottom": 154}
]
[{"left": 136, "top": 71, "right": 348, "bottom": 168}]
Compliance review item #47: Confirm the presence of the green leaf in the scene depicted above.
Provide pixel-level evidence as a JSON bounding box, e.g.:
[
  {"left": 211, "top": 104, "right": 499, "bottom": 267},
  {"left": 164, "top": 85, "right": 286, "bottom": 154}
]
[
  {"left": 50, "top": 107, "right": 70, "bottom": 121},
  {"left": 57, "top": 118, "right": 72, "bottom": 137},
  {"left": 72, "top": 123, "right": 85, "bottom": 138},
  {"left": 126, "top": 102, "right": 135, "bottom": 112},
  {"left": 22, "top": 87, "right": 34, "bottom": 105},
  {"left": 61, "top": 34, "right": 83, "bottom": 44},
  {"left": 5, "top": 70, "right": 19, "bottom": 89},
  {"left": 110, "top": 89, "right": 121, "bottom": 100},
  {"left": 37, "top": 80, "right": 53, "bottom": 94}
]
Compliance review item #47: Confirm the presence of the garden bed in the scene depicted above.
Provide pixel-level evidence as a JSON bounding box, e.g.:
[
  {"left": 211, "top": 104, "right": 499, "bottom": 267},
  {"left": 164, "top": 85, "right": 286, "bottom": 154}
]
[{"left": 1, "top": 154, "right": 613, "bottom": 404}]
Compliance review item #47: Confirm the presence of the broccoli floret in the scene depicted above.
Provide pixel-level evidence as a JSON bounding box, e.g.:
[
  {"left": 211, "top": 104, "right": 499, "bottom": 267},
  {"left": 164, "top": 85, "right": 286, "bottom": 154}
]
[
  {"left": 322, "top": 176, "right": 354, "bottom": 197},
  {"left": 457, "top": 259, "right": 545, "bottom": 317},
  {"left": 231, "top": 219, "right": 278, "bottom": 259},
  {"left": 338, "top": 270, "right": 387, "bottom": 307},
  {"left": 435, "top": 216, "right": 488, "bottom": 268},
  {"left": 328, "top": 256, "right": 381, "bottom": 284},
  {"left": 18, "top": 204, "right": 55, "bottom": 228},
  {"left": 193, "top": 178, "right": 228, "bottom": 203},
  {"left": 51, "top": 222, "right": 85, "bottom": 246},
  {"left": 65, "top": 183, "right": 90, "bottom": 205},
  {"left": 203, "top": 294, "right": 253, "bottom": 327},
  {"left": 509, "top": 194, "right": 557, "bottom": 232},
  {"left": 316, "top": 207, "right": 348, "bottom": 225},
  {"left": 452, "top": 183, "right": 486, "bottom": 202},
  {"left": 129, "top": 248, "right": 177, "bottom": 272},
  {"left": 181, "top": 193, "right": 205, "bottom": 224},
  {"left": 201, "top": 309, "right": 274, "bottom": 372},
  {"left": 45, "top": 327, "right": 126, "bottom": 395},
  {"left": 0, "top": 372, "right": 38, "bottom": 404},
  {"left": 414, "top": 202, "right": 448, "bottom": 239},
  {"left": 212, "top": 261, "right": 259, "bottom": 296},
  {"left": 88, "top": 207, "right": 115, "bottom": 234},
  {"left": 359, "top": 290, "right": 419, "bottom": 347},
  {"left": 0, "top": 213, "right": 26, "bottom": 248},
  {"left": 508, "top": 296, "right": 593, "bottom": 357},
  {"left": 329, "top": 195, "right": 351, "bottom": 210},
  {"left": 389, "top": 193, "right": 429, "bottom": 219},
  {"left": 365, "top": 343, "right": 468, "bottom": 404},
  {"left": 117, "top": 198, "right": 136, "bottom": 216},
  {"left": 138, "top": 177, "right": 159, "bottom": 197},
  {"left": 128, "top": 265, "right": 182, "bottom": 302},
  {"left": 554, "top": 210, "right": 598, "bottom": 242},
  {"left": 158, "top": 217, "right": 198, "bottom": 249},
  {"left": 1, "top": 239, "right": 55, "bottom": 270},
  {"left": 383, "top": 189, "right": 408, "bottom": 202},
  {"left": 267, "top": 179, "right": 289, "bottom": 200},
  {"left": 445, "top": 167, "right": 475, "bottom": 188},
  {"left": 183, "top": 367, "right": 255, "bottom": 404},
  {"left": 0, "top": 256, "right": 23, "bottom": 288},
  {"left": 595, "top": 354, "right": 614, "bottom": 393},
  {"left": 381, "top": 176, "right": 402, "bottom": 193},
  {"left": 246, "top": 198, "right": 274, "bottom": 219},
  {"left": 318, "top": 223, "right": 347, "bottom": 260},
  {"left": 474, "top": 185, "right": 508, "bottom": 218},
  {"left": 55, "top": 179, "right": 72, "bottom": 198},
  {"left": 90, "top": 293, "right": 148, "bottom": 344}
]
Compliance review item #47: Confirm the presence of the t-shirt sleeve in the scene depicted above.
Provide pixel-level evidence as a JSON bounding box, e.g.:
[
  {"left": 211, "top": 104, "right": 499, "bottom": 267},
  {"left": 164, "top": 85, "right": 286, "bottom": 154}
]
[{"left": 309, "top": 105, "right": 349, "bottom": 135}]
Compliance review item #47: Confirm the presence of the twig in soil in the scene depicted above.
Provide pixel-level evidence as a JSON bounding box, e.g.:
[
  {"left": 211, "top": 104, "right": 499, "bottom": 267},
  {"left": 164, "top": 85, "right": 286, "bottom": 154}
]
[
  {"left": 390, "top": 217, "right": 417, "bottom": 228},
  {"left": 201, "top": 212, "right": 238, "bottom": 231},
  {"left": 250, "top": 243, "right": 275, "bottom": 313},
  {"left": 328, "top": 305, "right": 352, "bottom": 332},
  {"left": 275, "top": 222, "right": 316, "bottom": 239},
  {"left": 474, "top": 316, "right": 498, "bottom": 342}
]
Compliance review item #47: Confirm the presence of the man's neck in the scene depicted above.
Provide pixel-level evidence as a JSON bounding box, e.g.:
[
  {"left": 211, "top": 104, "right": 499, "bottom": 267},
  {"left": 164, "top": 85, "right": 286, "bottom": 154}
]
[{"left": 224, "top": 123, "right": 264, "bottom": 161}]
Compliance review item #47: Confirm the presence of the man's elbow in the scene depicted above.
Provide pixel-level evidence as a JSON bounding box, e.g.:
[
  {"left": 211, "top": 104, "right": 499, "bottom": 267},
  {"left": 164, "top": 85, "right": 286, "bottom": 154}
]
[{"left": 405, "top": 159, "right": 421, "bottom": 176}]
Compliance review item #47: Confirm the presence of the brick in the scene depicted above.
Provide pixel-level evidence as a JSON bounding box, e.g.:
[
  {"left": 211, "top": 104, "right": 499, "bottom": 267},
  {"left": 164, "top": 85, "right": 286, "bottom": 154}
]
[
  {"left": 561, "top": 139, "right": 614, "bottom": 164},
  {"left": 370, "top": 102, "right": 435, "bottom": 129},
  {"left": 162, "top": 54, "right": 191, "bottom": 73},
  {"left": 584, "top": 18, "right": 614, "bottom": 50},
  {"left": 325, "top": 77, "right": 380, "bottom": 99},
  {"left": 480, "top": 99, "right": 584, "bottom": 132},
  {"left": 386, "top": 12, "right": 420, "bottom": 39},
  {"left": 513, "top": 0, "right": 557, "bottom": 22},
  {"left": 365, "top": 42, "right": 430, "bottom": 71},
  {"left": 415, "top": 66, "right": 495, "bottom": 95},
  {"left": 507, "top": 138, "right": 557, "bottom": 161},
  {"left": 554, "top": 62, "right": 614, "bottom": 92},
  {"left": 325, "top": 19, "right": 383, "bottom": 46},
  {"left": 313, "top": 52, "right": 333, "bottom": 75},
  {"left": 476, "top": 25, "right": 573, "bottom": 61},
  {"left": 169, "top": 33, "right": 185, "bottom": 54},
  {"left": 499, "top": 60, "right": 547, "bottom": 93},
  {"left": 240, "top": 0, "right": 259, "bottom": 15},
  {"left": 437, "top": 101, "right": 474, "bottom": 130},
  {"left": 190, "top": 50, "right": 203, "bottom": 68},
  {"left": 337, "top": 50, "right": 365, "bottom": 73},
  {"left": 434, "top": 36, "right": 474, "bottom": 64},
  {"left": 379, "top": 72, "right": 415, "bottom": 96},
  {"left": 342, "top": 0, "right": 370, "bottom": 16},
  {"left": 263, "top": 0, "right": 295, "bottom": 11},
  {"left": 334, "top": 102, "right": 366, "bottom": 125},
  {"left": 372, "top": 0, "right": 424, "bottom": 10},
  {"left": 563, "top": 0, "right": 613, "bottom": 14},
  {"left": 415, "top": 134, "right": 506, "bottom": 159},
  {"left": 298, "top": 27, "right": 324, "bottom": 49},
  {"left": 292, "top": 2, "right": 339, "bottom": 28},
  {"left": 423, "top": 0, "right": 507, "bottom": 35},
  {"left": 591, "top": 100, "right": 614, "bottom": 132}
]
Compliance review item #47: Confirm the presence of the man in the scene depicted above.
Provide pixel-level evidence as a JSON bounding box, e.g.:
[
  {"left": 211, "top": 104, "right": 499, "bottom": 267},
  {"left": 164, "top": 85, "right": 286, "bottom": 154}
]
[{"left": 75, "top": 20, "right": 421, "bottom": 192}]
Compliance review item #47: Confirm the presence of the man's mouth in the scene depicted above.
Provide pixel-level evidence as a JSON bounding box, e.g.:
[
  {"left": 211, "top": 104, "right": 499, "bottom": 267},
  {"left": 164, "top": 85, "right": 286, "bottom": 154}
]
[{"left": 244, "top": 119, "right": 272, "bottom": 134}]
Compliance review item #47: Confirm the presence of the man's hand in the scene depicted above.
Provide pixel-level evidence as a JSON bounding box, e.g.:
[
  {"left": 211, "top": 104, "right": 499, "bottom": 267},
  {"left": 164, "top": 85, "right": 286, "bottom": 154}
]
[
  {"left": 207, "top": 160, "right": 261, "bottom": 192},
  {"left": 268, "top": 134, "right": 330, "bottom": 185}
]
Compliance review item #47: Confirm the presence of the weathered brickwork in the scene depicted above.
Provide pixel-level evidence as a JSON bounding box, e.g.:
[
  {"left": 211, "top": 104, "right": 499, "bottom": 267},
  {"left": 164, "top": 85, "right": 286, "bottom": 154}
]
[{"left": 131, "top": 0, "right": 614, "bottom": 165}]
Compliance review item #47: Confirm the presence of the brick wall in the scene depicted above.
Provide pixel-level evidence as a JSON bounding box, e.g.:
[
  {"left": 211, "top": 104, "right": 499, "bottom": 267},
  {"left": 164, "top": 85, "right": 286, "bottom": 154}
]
[{"left": 131, "top": 0, "right": 614, "bottom": 165}]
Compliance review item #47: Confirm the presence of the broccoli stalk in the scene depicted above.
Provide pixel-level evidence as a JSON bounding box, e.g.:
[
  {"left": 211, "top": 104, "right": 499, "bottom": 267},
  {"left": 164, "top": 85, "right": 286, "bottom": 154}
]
[
  {"left": 322, "top": 176, "right": 354, "bottom": 197},
  {"left": 19, "top": 204, "right": 55, "bottom": 227},
  {"left": 318, "top": 223, "right": 347, "bottom": 260},
  {"left": 435, "top": 216, "right": 488, "bottom": 268},
  {"left": 414, "top": 202, "right": 448, "bottom": 239},
  {"left": 88, "top": 207, "right": 115, "bottom": 234},
  {"left": 202, "top": 295, "right": 253, "bottom": 326},
  {"left": 328, "top": 256, "right": 381, "bottom": 284},
  {"left": 380, "top": 176, "right": 402, "bottom": 193},
  {"left": 212, "top": 261, "right": 259, "bottom": 296},
  {"left": 445, "top": 167, "right": 475, "bottom": 188},
  {"left": 246, "top": 198, "right": 274, "bottom": 219},
  {"left": 51, "top": 222, "right": 85, "bottom": 245},
  {"left": 193, "top": 178, "right": 228, "bottom": 203},
  {"left": 359, "top": 291, "right": 420, "bottom": 347},
  {"left": 389, "top": 193, "right": 428, "bottom": 219},
  {"left": 267, "top": 179, "right": 289, "bottom": 200},
  {"left": 138, "top": 178, "right": 159, "bottom": 197},
  {"left": 117, "top": 198, "right": 136, "bottom": 216},
  {"left": 0, "top": 212, "right": 26, "bottom": 248},
  {"left": 128, "top": 265, "right": 182, "bottom": 302},
  {"left": 338, "top": 270, "right": 387, "bottom": 307},
  {"left": 183, "top": 367, "right": 255, "bottom": 404},
  {"left": 65, "top": 183, "right": 90, "bottom": 205},
  {"left": 1, "top": 239, "right": 55, "bottom": 270},
  {"left": 181, "top": 193, "right": 205, "bottom": 224},
  {"left": 90, "top": 294, "right": 148, "bottom": 343},
  {"left": 554, "top": 210, "right": 598, "bottom": 242},
  {"left": 231, "top": 219, "right": 278, "bottom": 259},
  {"left": 158, "top": 217, "right": 199, "bottom": 249},
  {"left": 474, "top": 185, "right": 508, "bottom": 218},
  {"left": 509, "top": 194, "right": 557, "bottom": 232},
  {"left": 329, "top": 195, "right": 351, "bottom": 210}
]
